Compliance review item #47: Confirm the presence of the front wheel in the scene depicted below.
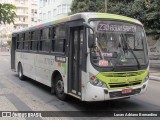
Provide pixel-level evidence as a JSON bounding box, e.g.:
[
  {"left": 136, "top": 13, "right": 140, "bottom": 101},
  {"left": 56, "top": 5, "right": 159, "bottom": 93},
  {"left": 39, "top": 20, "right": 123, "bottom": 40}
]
[
  {"left": 18, "top": 63, "right": 25, "bottom": 80},
  {"left": 55, "top": 76, "right": 67, "bottom": 101}
]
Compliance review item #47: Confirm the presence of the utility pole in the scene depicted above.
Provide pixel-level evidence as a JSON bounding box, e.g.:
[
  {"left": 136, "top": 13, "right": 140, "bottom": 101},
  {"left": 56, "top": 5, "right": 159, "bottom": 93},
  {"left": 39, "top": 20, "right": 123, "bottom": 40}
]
[{"left": 105, "top": 0, "right": 108, "bottom": 13}]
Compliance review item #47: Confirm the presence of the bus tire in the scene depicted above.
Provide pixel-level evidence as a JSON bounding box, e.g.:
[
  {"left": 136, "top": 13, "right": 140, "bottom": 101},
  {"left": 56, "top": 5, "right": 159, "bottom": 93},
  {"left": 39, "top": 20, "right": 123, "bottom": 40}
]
[
  {"left": 55, "top": 75, "right": 67, "bottom": 101},
  {"left": 18, "top": 63, "right": 25, "bottom": 80}
]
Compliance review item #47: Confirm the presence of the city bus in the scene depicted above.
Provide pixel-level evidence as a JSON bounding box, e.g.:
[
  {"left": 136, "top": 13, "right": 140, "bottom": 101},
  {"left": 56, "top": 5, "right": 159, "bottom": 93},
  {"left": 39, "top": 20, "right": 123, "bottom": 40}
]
[{"left": 11, "top": 12, "right": 149, "bottom": 101}]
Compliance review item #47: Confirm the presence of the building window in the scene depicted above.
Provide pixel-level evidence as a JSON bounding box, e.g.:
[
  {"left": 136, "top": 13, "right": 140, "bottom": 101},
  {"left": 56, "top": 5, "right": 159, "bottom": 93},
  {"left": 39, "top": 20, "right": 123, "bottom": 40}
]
[
  {"left": 39, "top": 13, "right": 42, "bottom": 21},
  {"left": 31, "top": 18, "right": 34, "bottom": 21},
  {"left": 53, "top": 9, "right": 56, "bottom": 16},
  {"left": 62, "top": 4, "right": 67, "bottom": 13},
  {"left": 57, "top": 5, "right": 62, "bottom": 14},
  {"left": 48, "top": 11, "right": 51, "bottom": 19},
  {"left": 23, "top": 17, "right": 25, "bottom": 22},
  {"left": 31, "top": 9, "right": 34, "bottom": 13},
  {"left": 43, "top": 13, "right": 46, "bottom": 20}
]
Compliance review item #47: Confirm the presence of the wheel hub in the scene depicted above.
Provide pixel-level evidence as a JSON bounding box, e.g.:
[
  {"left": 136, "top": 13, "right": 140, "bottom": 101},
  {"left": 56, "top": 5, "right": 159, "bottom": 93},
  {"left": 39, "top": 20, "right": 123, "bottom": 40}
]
[{"left": 56, "top": 80, "right": 64, "bottom": 93}]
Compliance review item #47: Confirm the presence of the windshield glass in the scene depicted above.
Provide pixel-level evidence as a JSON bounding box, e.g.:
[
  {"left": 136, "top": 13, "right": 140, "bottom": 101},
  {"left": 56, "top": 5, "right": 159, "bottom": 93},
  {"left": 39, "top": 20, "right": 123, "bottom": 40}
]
[{"left": 89, "top": 20, "right": 148, "bottom": 68}]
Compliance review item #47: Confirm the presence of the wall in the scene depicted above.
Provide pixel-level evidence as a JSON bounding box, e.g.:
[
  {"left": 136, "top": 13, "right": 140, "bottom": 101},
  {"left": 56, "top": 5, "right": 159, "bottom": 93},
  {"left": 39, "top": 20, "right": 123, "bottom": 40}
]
[{"left": 147, "top": 35, "right": 160, "bottom": 63}]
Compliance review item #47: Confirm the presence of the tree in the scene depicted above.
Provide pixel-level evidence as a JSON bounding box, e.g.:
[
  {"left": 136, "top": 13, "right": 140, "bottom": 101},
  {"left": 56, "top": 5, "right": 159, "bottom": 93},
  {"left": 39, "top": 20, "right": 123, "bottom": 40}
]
[
  {"left": 0, "top": 3, "right": 16, "bottom": 24},
  {"left": 107, "top": 0, "right": 160, "bottom": 34},
  {"left": 144, "top": 0, "right": 160, "bottom": 34},
  {"left": 70, "top": 0, "right": 160, "bottom": 34},
  {"left": 70, "top": 0, "right": 105, "bottom": 14}
]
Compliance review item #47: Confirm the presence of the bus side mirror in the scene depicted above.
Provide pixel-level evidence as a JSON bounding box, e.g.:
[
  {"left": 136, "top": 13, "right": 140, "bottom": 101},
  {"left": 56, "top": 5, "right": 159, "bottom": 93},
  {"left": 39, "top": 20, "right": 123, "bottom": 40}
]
[
  {"left": 88, "top": 34, "right": 94, "bottom": 48},
  {"left": 83, "top": 22, "right": 95, "bottom": 48}
]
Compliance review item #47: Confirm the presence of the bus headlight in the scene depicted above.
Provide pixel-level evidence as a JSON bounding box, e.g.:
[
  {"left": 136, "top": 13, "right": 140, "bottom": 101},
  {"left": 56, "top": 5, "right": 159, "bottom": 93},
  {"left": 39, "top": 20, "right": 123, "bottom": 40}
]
[
  {"left": 143, "top": 75, "right": 149, "bottom": 83},
  {"left": 89, "top": 74, "right": 107, "bottom": 88}
]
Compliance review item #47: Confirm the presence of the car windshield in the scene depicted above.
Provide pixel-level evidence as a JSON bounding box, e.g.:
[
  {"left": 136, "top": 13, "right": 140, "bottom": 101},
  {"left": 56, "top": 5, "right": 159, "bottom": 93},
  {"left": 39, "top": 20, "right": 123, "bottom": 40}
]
[{"left": 90, "top": 20, "right": 148, "bottom": 68}]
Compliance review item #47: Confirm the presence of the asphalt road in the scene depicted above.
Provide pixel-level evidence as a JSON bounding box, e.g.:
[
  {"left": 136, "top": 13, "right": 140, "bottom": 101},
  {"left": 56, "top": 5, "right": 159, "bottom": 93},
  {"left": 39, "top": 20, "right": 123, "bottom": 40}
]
[{"left": 0, "top": 52, "right": 160, "bottom": 120}]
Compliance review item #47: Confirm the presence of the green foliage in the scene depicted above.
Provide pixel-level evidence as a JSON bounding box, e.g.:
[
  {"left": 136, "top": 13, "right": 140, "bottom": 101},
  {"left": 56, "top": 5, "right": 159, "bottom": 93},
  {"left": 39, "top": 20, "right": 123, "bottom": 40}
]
[
  {"left": 0, "top": 3, "right": 16, "bottom": 24},
  {"left": 71, "top": 0, "right": 105, "bottom": 14},
  {"left": 70, "top": 0, "right": 160, "bottom": 34},
  {"left": 108, "top": 0, "right": 160, "bottom": 34}
]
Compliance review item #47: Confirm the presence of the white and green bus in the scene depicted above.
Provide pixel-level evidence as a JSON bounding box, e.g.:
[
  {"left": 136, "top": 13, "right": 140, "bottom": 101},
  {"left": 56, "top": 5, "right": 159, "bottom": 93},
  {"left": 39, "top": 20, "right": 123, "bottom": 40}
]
[{"left": 11, "top": 12, "right": 149, "bottom": 101}]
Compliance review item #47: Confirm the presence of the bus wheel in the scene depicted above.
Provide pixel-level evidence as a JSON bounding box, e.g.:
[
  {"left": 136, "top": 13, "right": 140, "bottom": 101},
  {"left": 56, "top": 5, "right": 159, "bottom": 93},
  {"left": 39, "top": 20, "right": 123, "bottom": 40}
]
[
  {"left": 18, "top": 63, "right": 25, "bottom": 80},
  {"left": 55, "top": 76, "right": 67, "bottom": 101}
]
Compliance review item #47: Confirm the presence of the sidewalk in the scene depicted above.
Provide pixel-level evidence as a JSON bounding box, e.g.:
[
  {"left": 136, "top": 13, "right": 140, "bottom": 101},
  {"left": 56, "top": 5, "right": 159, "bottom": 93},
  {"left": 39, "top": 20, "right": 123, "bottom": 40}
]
[
  {"left": 149, "top": 63, "right": 160, "bottom": 82},
  {"left": 150, "top": 72, "right": 160, "bottom": 81},
  {"left": 0, "top": 51, "right": 10, "bottom": 56}
]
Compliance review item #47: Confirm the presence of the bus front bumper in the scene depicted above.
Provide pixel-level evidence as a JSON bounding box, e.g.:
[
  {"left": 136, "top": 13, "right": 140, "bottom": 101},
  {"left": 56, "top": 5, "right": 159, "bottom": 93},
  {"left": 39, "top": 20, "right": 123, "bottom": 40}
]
[{"left": 84, "top": 81, "right": 148, "bottom": 101}]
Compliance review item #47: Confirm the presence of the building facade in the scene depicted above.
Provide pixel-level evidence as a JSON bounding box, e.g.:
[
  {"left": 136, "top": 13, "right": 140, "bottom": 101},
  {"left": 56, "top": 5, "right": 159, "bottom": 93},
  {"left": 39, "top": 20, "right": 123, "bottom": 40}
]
[
  {"left": 14, "top": 0, "right": 38, "bottom": 30},
  {"left": 38, "top": 0, "right": 72, "bottom": 23},
  {"left": 0, "top": 0, "right": 38, "bottom": 44}
]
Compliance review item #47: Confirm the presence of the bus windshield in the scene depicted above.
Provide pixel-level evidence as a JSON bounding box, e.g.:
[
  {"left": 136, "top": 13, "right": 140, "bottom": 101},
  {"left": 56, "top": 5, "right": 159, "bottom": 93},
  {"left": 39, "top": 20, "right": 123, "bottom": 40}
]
[{"left": 90, "top": 20, "right": 148, "bottom": 68}]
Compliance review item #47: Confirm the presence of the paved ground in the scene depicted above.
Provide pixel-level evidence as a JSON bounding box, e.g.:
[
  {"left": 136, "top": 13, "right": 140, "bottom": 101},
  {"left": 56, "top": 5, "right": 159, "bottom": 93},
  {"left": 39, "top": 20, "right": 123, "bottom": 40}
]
[{"left": 150, "top": 63, "right": 160, "bottom": 81}]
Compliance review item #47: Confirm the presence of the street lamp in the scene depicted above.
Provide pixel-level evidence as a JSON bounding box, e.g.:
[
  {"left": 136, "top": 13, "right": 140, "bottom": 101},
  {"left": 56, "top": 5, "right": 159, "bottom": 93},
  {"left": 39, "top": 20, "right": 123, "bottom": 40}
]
[{"left": 105, "top": 0, "right": 108, "bottom": 13}]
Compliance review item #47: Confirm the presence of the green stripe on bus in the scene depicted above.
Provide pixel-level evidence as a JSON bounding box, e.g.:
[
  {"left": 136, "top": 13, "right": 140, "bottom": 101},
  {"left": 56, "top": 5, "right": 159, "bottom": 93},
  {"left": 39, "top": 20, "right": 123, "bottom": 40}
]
[
  {"left": 97, "top": 13, "right": 138, "bottom": 24},
  {"left": 62, "top": 63, "right": 66, "bottom": 74}
]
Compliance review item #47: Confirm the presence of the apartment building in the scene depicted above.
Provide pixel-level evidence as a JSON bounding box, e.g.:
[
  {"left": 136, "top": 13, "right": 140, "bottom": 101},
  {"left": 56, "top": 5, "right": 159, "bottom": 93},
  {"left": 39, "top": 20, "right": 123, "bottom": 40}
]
[
  {"left": 13, "top": 0, "right": 38, "bottom": 30},
  {"left": 38, "top": 0, "right": 72, "bottom": 23},
  {"left": 0, "top": 0, "right": 38, "bottom": 43}
]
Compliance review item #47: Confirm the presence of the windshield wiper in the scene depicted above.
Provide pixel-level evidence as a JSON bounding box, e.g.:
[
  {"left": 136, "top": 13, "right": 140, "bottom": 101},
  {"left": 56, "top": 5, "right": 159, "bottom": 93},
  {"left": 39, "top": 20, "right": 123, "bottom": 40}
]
[
  {"left": 121, "top": 33, "right": 141, "bottom": 70},
  {"left": 112, "top": 34, "right": 141, "bottom": 71}
]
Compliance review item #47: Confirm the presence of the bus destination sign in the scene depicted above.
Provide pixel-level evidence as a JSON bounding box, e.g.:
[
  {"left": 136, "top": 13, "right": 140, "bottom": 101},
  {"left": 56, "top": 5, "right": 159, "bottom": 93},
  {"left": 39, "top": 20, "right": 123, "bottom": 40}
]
[{"left": 97, "top": 23, "right": 136, "bottom": 33}]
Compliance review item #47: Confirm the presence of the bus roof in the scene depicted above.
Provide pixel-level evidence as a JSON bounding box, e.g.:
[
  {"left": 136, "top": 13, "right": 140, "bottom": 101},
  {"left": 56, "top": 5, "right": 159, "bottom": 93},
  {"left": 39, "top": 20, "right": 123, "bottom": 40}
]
[{"left": 12, "top": 12, "right": 142, "bottom": 34}]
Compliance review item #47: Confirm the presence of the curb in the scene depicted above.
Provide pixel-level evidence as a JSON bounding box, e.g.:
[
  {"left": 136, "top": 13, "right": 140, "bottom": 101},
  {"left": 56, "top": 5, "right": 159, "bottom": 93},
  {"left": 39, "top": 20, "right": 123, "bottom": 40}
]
[
  {"left": 150, "top": 79, "right": 160, "bottom": 82},
  {"left": 149, "top": 75, "right": 160, "bottom": 82}
]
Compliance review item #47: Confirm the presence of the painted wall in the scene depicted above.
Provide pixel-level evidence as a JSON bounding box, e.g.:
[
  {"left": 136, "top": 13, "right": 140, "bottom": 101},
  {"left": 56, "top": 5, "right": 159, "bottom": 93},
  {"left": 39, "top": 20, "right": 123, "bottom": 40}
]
[{"left": 147, "top": 35, "right": 160, "bottom": 63}]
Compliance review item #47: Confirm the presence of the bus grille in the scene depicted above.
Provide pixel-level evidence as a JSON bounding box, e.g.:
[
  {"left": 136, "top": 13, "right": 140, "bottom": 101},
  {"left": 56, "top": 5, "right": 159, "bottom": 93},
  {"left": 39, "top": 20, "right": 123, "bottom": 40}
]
[
  {"left": 109, "top": 80, "right": 142, "bottom": 88},
  {"left": 102, "top": 71, "right": 145, "bottom": 77}
]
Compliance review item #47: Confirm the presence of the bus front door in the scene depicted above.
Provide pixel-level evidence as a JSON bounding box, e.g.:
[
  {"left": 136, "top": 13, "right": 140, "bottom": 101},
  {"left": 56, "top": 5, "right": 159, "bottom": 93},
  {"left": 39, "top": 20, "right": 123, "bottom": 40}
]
[{"left": 68, "top": 27, "right": 84, "bottom": 98}]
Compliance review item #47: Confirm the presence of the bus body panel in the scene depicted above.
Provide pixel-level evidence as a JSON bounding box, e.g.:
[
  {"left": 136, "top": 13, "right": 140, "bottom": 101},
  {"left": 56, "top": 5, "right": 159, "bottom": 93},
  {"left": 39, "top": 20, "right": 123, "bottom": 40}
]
[{"left": 15, "top": 52, "right": 68, "bottom": 93}]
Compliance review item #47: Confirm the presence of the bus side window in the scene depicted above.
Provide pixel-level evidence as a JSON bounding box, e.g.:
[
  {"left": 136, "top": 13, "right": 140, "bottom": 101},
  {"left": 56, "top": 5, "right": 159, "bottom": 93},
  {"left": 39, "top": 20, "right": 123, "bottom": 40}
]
[
  {"left": 16, "top": 34, "right": 20, "bottom": 49},
  {"left": 39, "top": 28, "right": 50, "bottom": 52},
  {"left": 34, "top": 31, "right": 39, "bottom": 51},
  {"left": 54, "top": 25, "right": 66, "bottom": 53},
  {"left": 30, "top": 31, "right": 34, "bottom": 50},
  {"left": 30, "top": 31, "right": 38, "bottom": 51},
  {"left": 51, "top": 27, "right": 56, "bottom": 51},
  {"left": 24, "top": 32, "right": 30, "bottom": 50},
  {"left": 17, "top": 34, "right": 23, "bottom": 50},
  {"left": 22, "top": 33, "right": 25, "bottom": 50},
  {"left": 39, "top": 30, "right": 43, "bottom": 51}
]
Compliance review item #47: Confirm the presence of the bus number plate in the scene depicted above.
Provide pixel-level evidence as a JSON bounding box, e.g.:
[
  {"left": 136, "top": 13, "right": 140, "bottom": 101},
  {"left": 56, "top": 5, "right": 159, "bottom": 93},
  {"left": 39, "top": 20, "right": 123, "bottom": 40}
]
[{"left": 122, "top": 89, "right": 132, "bottom": 94}]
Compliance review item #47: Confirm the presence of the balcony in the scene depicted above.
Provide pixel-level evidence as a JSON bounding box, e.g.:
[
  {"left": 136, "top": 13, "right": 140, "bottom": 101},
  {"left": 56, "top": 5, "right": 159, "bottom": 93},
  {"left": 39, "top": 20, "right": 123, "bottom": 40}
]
[
  {"left": 15, "top": 1, "right": 28, "bottom": 8},
  {"left": 14, "top": 20, "right": 28, "bottom": 25},
  {"left": 16, "top": 12, "right": 28, "bottom": 16}
]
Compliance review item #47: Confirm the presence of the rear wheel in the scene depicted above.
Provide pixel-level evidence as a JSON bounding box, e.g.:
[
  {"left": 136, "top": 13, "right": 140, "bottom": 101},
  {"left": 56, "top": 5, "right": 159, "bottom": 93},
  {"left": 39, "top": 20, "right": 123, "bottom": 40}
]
[
  {"left": 18, "top": 63, "right": 25, "bottom": 80},
  {"left": 55, "top": 76, "right": 67, "bottom": 101}
]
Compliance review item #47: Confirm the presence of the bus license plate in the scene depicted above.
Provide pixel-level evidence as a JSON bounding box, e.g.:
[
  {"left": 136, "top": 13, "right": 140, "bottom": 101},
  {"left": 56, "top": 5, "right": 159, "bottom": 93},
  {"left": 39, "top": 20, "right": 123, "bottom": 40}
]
[{"left": 122, "top": 89, "right": 132, "bottom": 94}]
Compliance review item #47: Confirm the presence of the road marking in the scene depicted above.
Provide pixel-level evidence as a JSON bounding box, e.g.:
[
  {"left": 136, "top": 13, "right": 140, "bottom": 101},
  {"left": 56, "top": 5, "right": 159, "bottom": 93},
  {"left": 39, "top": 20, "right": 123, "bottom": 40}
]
[{"left": 0, "top": 96, "right": 18, "bottom": 111}]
